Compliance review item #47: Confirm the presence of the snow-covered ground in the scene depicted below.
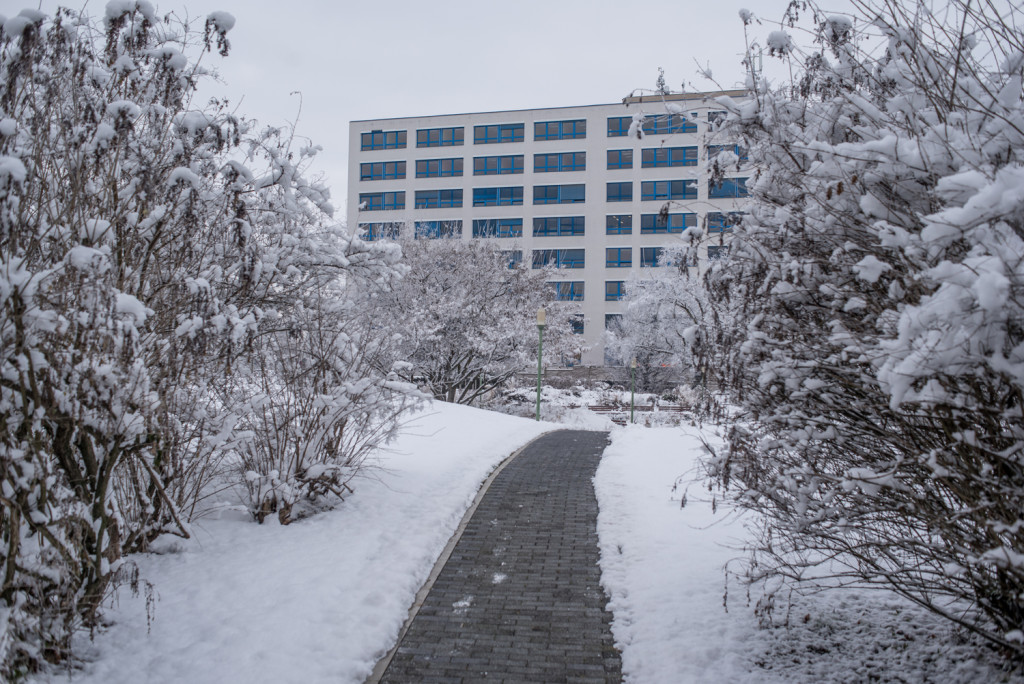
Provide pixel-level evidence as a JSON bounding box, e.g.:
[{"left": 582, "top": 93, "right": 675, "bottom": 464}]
[
  {"left": 38, "top": 400, "right": 1020, "bottom": 683},
  {"left": 49, "top": 402, "right": 550, "bottom": 684},
  {"left": 595, "top": 423, "right": 1022, "bottom": 684}
]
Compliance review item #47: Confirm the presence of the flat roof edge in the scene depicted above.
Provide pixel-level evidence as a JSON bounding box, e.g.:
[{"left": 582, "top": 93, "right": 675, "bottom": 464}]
[{"left": 349, "top": 90, "right": 748, "bottom": 125}]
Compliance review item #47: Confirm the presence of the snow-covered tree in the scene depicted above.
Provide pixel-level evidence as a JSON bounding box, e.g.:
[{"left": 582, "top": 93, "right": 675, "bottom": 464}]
[
  {"left": 0, "top": 4, "right": 411, "bottom": 673},
  {"left": 706, "top": 0, "right": 1024, "bottom": 655},
  {"left": 368, "top": 235, "right": 583, "bottom": 405}
]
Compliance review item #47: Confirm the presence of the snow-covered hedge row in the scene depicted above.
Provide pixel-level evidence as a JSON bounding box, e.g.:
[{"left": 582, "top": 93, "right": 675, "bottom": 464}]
[
  {"left": 706, "top": 0, "right": 1024, "bottom": 657},
  {"left": 0, "top": 3, "right": 414, "bottom": 675}
]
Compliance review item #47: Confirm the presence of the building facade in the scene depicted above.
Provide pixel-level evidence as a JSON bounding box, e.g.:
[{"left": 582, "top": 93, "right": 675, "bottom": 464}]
[{"left": 347, "top": 91, "right": 746, "bottom": 367}]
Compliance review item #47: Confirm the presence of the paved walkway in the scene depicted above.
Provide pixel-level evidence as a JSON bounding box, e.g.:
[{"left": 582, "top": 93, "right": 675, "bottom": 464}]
[{"left": 378, "top": 430, "right": 622, "bottom": 683}]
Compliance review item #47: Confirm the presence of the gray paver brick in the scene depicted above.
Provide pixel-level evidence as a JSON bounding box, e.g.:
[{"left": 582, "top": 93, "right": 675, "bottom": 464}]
[{"left": 380, "top": 430, "right": 622, "bottom": 683}]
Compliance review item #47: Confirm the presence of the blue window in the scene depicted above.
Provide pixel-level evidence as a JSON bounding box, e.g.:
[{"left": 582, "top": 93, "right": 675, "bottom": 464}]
[
  {"left": 641, "top": 247, "right": 664, "bottom": 267},
  {"left": 642, "top": 114, "right": 697, "bottom": 135},
  {"left": 606, "top": 215, "right": 632, "bottom": 235},
  {"left": 641, "top": 180, "right": 696, "bottom": 201},
  {"left": 416, "top": 127, "right": 464, "bottom": 147},
  {"left": 534, "top": 152, "right": 586, "bottom": 172},
  {"left": 605, "top": 282, "right": 625, "bottom": 301},
  {"left": 606, "top": 182, "right": 632, "bottom": 203},
  {"left": 532, "top": 249, "right": 585, "bottom": 269},
  {"left": 708, "top": 245, "right": 730, "bottom": 260},
  {"left": 361, "top": 130, "right": 406, "bottom": 150},
  {"left": 360, "top": 161, "right": 406, "bottom": 181},
  {"left": 416, "top": 158, "right": 462, "bottom": 178},
  {"left": 707, "top": 211, "right": 745, "bottom": 232},
  {"left": 474, "top": 123, "right": 524, "bottom": 144},
  {"left": 414, "top": 189, "right": 463, "bottom": 209},
  {"left": 359, "top": 191, "right": 405, "bottom": 211},
  {"left": 708, "top": 177, "right": 749, "bottom": 198},
  {"left": 550, "top": 281, "right": 585, "bottom": 301},
  {"left": 533, "top": 216, "right": 585, "bottom": 237},
  {"left": 473, "top": 155, "right": 524, "bottom": 175},
  {"left": 708, "top": 110, "right": 728, "bottom": 127},
  {"left": 641, "top": 146, "right": 698, "bottom": 167},
  {"left": 640, "top": 212, "right": 697, "bottom": 234},
  {"left": 359, "top": 222, "right": 402, "bottom": 241},
  {"left": 533, "top": 184, "right": 585, "bottom": 205},
  {"left": 607, "top": 116, "right": 631, "bottom": 137},
  {"left": 707, "top": 144, "right": 749, "bottom": 162},
  {"left": 570, "top": 315, "right": 584, "bottom": 335},
  {"left": 473, "top": 186, "right": 523, "bottom": 207},
  {"left": 534, "top": 120, "right": 586, "bottom": 140},
  {"left": 606, "top": 248, "right": 631, "bottom": 267},
  {"left": 472, "top": 218, "right": 523, "bottom": 238},
  {"left": 607, "top": 149, "right": 633, "bottom": 169},
  {"left": 501, "top": 250, "right": 523, "bottom": 268},
  {"left": 414, "top": 220, "right": 462, "bottom": 239}
]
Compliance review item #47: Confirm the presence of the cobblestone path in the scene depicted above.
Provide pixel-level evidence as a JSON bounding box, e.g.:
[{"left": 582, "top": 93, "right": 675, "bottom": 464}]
[{"left": 378, "top": 430, "right": 622, "bottom": 683}]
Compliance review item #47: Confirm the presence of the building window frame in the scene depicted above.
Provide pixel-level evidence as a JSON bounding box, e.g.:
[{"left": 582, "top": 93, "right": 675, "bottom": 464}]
[
  {"left": 416, "top": 126, "right": 465, "bottom": 148},
  {"left": 473, "top": 155, "right": 524, "bottom": 176},
  {"left": 472, "top": 218, "right": 524, "bottom": 238},
  {"left": 414, "top": 188, "right": 463, "bottom": 209},
  {"left": 532, "top": 248, "right": 585, "bottom": 269},
  {"left": 708, "top": 177, "right": 749, "bottom": 199},
  {"left": 640, "top": 212, "right": 697, "bottom": 234},
  {"left": 359, "top": 191, "right": 405, "bottom": 211},
  {"left": 534, "top": 151, "right": 586, "bottom": 173},
  {"left": 415, "top": 158, "right": 463, "bottom": 178},
  {"left": 474, "top": 123, "right": 525, "bottom": 144},
  {"left": 533, "top": 184, "right": 586, "bottom": 205},
  {"left": 607, "top": 149, "right": 633, "bottom": 169},
  {"left": 641, "top": 179, "right": 697, "bottom": 201},
  {"left": 606, "top": 181, "right": 633, "bottom": 203},
  {"left": 551, "top": 281, "right": 585, "bottom": 301},
  {"left": 360, "top": 130, "right": 406, "bottom": 150},
  {"left": 605, "top": 282, "right": 625, "bottom": 301},
  {"left": 533, "top": 216, "right": 585, "bottom": 237},
  {"left": 640, "top": 246, "right": 664, "bottom": 268},
  {"left": 534, "top": 119, "right": 587, "bottom": 141},
  {"left": 641, "top": 146, "right": 698, "bottom": 168},
  {"left": 414, "top": 220, "right": 463, "bottom": 239},
  {"left": 606, "top": 214, "right": 632, "bottom": 235},
  {"left": 472, "top": 186, "right": 524, "bottom": 207}
]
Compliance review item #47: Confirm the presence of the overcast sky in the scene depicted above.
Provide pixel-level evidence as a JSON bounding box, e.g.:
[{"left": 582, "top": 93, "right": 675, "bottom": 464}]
[{"left": 8, "top": 0, "right": 805, "bottom": 213}]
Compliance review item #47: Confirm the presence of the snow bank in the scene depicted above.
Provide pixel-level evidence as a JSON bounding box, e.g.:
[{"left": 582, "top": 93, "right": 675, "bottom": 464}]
[{"left": 596, "top": 424, "right": 763, "bottom": 682}]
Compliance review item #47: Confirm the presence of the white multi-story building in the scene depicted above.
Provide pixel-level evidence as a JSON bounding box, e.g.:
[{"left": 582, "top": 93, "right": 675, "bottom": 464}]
[{"left": 346, "top": 91, "right": 746, "bottom": 367}]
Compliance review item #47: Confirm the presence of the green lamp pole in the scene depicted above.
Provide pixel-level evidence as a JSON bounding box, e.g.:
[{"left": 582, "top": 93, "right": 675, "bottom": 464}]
[
  {"left": 536, "top": 307, "right": 546, "bottom": 421},
  {"left": 630, "top": 357, "right": 637, "bottom": 424}
]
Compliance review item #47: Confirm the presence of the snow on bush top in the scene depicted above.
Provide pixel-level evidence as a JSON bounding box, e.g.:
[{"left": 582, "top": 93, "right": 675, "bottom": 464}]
[{"left": 206, "top": 11, "right": 235, "bottom": 33}]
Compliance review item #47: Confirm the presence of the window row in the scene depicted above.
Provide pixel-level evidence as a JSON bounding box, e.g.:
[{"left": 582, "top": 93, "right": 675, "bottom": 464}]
[
  {"left": 360, "top": 182, "right": 746, "bottom": 212},
  {"left": 362, "top": 216, "right": 742, "bottom": 243},
  {"left": 360, "top": 216, "right": 587, "bottom": 238},
  {"left": 360, "top": 120, "right": 586, "bottom": 151},
  {"left": 361, "top": 112, "right": 722, "bottom": 152},
  {"left": 607, "top": 113, "right": 698, "bottom": 137},
  {"left": 364, "top": 145, "right": 744, "bottom": 179},
  {"left": 362, "top": 145, "right": 745, "bottom": 180},
  {"left": 605, "top": 211, "right": 743, "bottom": 234}
]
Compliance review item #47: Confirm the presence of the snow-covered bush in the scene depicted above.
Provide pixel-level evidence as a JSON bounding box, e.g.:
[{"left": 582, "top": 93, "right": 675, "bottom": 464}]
[
  {"left": 606, "top": 252, "right": 738, "bottom": 405},
  {"left": 707, "top": 0, "right": 1024, "bottom": 656},
  {"left": 230, "top": 235, "right": 419, "bottom": 524},
  {"left": 0, "top": 4, "right": 412, "bottom": 673},
  {"left": 367, "top": 236, "right": 583, "bottom": 405}
]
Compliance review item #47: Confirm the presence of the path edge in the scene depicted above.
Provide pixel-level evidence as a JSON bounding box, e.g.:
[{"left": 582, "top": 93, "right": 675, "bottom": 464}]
[{"left": 364, "top": 430, "right": 556, "bottom": 684}]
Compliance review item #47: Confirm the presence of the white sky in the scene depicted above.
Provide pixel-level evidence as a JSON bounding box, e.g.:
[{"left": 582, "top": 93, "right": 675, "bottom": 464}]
[{"left": 8, "top": 0, "right": 807, "bottom": 214}]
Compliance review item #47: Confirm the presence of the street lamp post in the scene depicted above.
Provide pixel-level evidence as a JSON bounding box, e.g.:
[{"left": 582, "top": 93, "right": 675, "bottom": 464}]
[
  {"left": 630, "top": 357, "right": 637, "bottom": 424},
  {"left": 536, "top": 308, "right": 546, "bottom": 421}
]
